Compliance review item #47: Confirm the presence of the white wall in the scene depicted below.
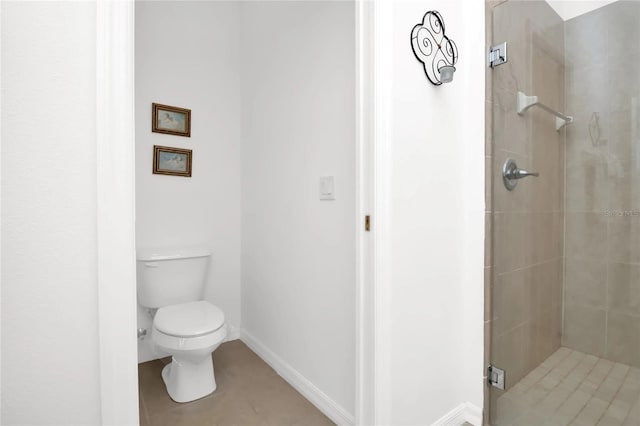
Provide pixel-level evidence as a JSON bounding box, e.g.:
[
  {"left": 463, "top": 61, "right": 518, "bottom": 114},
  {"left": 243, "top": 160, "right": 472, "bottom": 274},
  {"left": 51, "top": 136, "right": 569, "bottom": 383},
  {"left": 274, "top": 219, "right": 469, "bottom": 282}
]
[
  {"left": 1, "top": 2, "right": 102, "bottom": 424},
  {"left": 135, "top": 1, "right": 243, "bottom": 362},
  {"left": 240, "top": 0, "right": 356, "bottom": 419},
  {"left": 376, "top": 0, "right": 485, "bottom": 423},
  {"left": 1, "top": 2, "right": 485, "bottom": 424}
]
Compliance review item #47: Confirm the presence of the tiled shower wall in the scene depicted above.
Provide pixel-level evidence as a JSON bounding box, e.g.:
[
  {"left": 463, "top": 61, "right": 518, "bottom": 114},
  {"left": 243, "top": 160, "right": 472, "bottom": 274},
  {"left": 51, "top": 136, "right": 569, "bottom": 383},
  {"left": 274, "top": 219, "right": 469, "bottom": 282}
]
[
  {"left": 563, "top": 1, "right": 640, "bottom": 368},
  {"left": 489, "top": 0, "right": 565, "bottom": 395}
]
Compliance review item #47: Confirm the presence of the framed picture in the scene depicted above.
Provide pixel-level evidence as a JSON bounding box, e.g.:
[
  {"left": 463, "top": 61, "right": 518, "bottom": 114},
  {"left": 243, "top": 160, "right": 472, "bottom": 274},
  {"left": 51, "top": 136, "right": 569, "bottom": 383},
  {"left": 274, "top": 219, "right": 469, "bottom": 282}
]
[
  {"left": 153, "top": 145, "right": 192, "bottom": 177},
  {"left": 152, "top": 103, "right": 191, "bottom": 137}
]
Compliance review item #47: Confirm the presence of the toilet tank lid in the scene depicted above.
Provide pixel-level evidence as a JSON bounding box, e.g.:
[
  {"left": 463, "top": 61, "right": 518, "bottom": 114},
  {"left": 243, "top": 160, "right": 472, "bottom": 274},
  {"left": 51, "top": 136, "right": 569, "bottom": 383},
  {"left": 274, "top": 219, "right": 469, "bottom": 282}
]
[{"left": 136, "top": 248, "right": 211, "bottom": 261}]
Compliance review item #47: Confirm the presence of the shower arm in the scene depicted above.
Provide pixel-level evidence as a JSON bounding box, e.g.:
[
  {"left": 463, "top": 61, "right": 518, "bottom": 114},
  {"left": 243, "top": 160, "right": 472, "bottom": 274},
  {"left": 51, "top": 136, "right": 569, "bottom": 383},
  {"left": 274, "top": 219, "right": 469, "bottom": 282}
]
[{"left": 517, "top": 91, "right": 573, "bottom": 131}]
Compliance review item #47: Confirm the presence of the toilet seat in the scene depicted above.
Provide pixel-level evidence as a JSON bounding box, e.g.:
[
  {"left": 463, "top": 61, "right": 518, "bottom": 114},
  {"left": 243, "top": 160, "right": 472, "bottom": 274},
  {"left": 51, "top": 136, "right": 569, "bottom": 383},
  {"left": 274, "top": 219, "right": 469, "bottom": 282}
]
[
  {"left": 153, "top": 323, "right": 227, "bottom": 352},
  {"left": 152, "top": 300, "right": 227, "bottom": 353},
  {"left": 155, "top": 300, "right": 225, "bottom": 337}
]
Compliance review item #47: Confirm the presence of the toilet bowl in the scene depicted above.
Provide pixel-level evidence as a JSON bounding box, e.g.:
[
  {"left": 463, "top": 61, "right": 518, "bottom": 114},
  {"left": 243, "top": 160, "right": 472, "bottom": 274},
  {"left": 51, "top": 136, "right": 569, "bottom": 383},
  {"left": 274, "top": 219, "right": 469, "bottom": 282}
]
[
  {"left": 152, "top": 300, "right": 227, "bottom": 403},
  {"left": 137, "top": 248, "right": 227, "bottom": 403}
]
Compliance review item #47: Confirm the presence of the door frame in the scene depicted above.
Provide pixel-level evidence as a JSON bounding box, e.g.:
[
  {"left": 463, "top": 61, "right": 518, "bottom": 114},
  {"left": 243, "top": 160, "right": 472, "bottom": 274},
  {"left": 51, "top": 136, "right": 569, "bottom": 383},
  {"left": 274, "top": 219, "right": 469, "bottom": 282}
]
[
  {"left": 355, "top": 0, "right": 376, "bottom": 424},
  {"left": 96, "top": 1, "right": 378, "bottom": 424},
  {"left": 95, "top": 0, "right": 139, "bottom": 424}
]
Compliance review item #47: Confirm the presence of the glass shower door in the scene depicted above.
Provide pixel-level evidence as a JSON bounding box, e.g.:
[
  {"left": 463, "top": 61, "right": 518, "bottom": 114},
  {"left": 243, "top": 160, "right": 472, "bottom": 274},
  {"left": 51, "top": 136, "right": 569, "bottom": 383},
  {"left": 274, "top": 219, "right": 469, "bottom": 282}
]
[
  {"left": 489, "top": 1, "right": 640, "bottom": 425},
  {"left": 489, "top": 1, "right": 567, "bottom": 424}
]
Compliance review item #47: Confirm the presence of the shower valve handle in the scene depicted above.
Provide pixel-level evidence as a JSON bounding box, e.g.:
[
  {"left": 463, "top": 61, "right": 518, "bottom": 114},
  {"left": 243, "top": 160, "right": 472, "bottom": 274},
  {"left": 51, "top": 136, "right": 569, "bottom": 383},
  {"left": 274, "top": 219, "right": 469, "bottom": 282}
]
[
  {"left": 502, "top": 158, "right": 538, "bottom": 191},
  {"left": 513, "top": 169, "right": 539, "bottom": 179}
]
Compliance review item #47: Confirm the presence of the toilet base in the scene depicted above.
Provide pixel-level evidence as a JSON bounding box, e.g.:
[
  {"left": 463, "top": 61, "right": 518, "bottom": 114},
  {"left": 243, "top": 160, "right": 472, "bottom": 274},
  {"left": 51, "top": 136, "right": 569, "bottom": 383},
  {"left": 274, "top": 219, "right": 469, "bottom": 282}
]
[{"left": 161, "top": 355, "right": 217, "bottom": 403}]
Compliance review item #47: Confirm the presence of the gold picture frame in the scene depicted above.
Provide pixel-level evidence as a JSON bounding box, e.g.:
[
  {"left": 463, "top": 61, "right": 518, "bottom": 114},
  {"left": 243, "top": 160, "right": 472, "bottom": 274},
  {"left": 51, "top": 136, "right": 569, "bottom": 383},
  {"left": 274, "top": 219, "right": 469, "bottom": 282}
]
[
  {"left": 152, "top": 145, "right": 192, "bottom": 177},
  {"left": 152, "top": 103, "right": 191, "bottom": 137}
]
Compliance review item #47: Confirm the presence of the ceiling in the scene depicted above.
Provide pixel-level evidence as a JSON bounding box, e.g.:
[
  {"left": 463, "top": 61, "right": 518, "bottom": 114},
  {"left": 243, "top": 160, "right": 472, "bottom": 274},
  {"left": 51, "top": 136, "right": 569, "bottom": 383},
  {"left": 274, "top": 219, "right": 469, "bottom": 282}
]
[{"left": 545, "top": 0, "right": 618, "bottom": 20}]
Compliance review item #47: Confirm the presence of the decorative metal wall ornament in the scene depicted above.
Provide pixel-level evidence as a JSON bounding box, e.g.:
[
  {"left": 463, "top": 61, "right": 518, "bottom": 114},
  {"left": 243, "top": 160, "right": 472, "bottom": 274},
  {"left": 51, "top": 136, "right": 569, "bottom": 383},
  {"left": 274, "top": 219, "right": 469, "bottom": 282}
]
[{"left": 410, "top": 11, "right": 458, "bottom": 85}]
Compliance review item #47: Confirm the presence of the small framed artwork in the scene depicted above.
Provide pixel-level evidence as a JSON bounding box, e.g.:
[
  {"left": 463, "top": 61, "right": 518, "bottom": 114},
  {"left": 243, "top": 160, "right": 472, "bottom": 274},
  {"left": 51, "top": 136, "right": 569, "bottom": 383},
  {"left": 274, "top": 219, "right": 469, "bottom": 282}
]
[
  {"left": 152, "top": 103, "right": 191, "bottom": 137},
  {"left": 153, "top": 145, "right": 192, "bottom": 177}
]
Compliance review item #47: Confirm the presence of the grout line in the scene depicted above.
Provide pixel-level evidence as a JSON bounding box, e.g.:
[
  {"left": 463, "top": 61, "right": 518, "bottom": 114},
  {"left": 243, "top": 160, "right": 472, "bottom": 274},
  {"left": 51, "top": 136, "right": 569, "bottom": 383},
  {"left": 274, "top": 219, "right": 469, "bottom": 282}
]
[
  {"left": 604, "top": 258, "right": 609, "bottom": 359},
  {"left": 620, "top": 379, "right": 640, "bottom": 425},
  {"left": 568, "top": 360, "right": 621, "bottom": 425},
  {"left": 499, "top": 349, "right": 579, "bottom": 423},
  {"left": 604, "top": 172, "right": 611, "bottom": 361},
  {"left": 494, "top": 255, "right": 565, "bottom": 275},
  {"left": 521, "top": 348, "right": 574, "bottom": 389},
  {"left": 606, "top": 364, "right": 633, "bottom": 424},
  {"left": 561, "top": 125, "right": 567, "bottom": 349},
  {"left": 553, "top": 355, "right": 603, "bottom": 423},
  {"left": 537, "top": 352, "right": 598, "bottom": 418},
  {"left": 498, "top": 348, "right": 623, "bottom": 425}
]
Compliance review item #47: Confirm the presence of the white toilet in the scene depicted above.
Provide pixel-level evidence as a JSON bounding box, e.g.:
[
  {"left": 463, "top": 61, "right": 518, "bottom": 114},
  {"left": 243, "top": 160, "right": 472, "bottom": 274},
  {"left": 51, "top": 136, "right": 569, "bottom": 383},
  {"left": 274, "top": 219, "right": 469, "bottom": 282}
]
[{"left": 137, "top": 248, "right": 227, "bottom": 403}]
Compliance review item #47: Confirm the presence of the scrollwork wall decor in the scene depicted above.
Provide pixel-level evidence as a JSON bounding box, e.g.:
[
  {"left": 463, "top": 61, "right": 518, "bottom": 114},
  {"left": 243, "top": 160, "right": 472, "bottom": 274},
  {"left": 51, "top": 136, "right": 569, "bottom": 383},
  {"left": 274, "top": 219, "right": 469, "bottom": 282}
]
[{"left": 411, "top": 11, "right": 458, "bottom": 85}]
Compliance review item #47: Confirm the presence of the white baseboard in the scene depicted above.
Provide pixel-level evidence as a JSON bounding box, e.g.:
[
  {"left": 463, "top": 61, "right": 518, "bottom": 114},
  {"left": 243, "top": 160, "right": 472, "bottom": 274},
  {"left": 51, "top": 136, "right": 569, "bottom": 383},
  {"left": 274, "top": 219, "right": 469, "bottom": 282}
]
[
  {"left": 240, "top": 329, "right": 355, "bottom": 426},
  {"left": 433, "top": 402, "right": 483, "bottom": 426},
  {"left": 225, "top": 324, "right": 241, "bottom": 341}
]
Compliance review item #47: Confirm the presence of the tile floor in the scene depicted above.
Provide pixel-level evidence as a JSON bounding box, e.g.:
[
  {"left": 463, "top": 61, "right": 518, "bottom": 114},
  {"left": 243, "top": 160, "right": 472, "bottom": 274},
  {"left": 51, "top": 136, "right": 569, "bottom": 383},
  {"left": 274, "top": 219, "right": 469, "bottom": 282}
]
[
  {"left": 138, "top": 340, "right": 334, "bottom": 426},
  {"left": 493, "top": 347, "right": 640, "bottom": 426}
]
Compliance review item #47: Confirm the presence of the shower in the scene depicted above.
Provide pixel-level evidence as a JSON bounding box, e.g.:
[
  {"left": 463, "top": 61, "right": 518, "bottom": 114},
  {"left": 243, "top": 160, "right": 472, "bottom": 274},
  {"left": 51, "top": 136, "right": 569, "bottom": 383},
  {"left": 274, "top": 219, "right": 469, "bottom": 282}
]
[{"left": 486, "top": 1, "right": 640, "bottom": 425}]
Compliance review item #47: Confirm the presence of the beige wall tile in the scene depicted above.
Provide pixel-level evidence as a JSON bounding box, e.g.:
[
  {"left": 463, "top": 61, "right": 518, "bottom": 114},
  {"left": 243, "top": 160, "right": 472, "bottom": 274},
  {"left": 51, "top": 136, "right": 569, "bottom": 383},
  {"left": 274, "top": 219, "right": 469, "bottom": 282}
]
[
  {"left": 607, "top": 1, "right": 640, "bottom": 59},
  {"left": 485, "top": 320, "right": 492, "bottom": 369},
  {"left": 565, "top": 62, "right": 608, "bottom": 128},
  {"left": 565, "top": 212, "right": 608, "bottom": 261},
  {"left": 565, "top": 258, "right": 607, "bottom": 309},
  {"left": 523, "top": 213, "right": 561, "bottom": 265},
  {"left": 486, "top": 155, "right": 493, "bottom": 211},
  {"left": 486, "top": 101, "right": 494, "bottom": 157},
  {"left": 608, "top": 51, "right": 640, "bottom": 115},
  {"left": 553, "top": 212, "right": 564, "bottom": 258},
  {"left": 608, "top": 262, "right": 640, "bottom": 317},
  {"left": 530, "top": 125, "right": 564, "bottom": 213},
  {"left": 564, "top": 7, "right": 608, "bottom": 70},
  {"left": 608, "top": 158, "right": 640, "bottom": 213},
  {"left": 486, "top": 212, "right": 493, "bottom": 267},
  {"left": 565, "top": 163, "right": 609, "bottom": 213},
  {"left": 494, "top": 269, "right": 525, "bottom": 334},
  {"left": 551, "top": 304, "right": 562, "bottom": 351},
  {"left": 606, "top": 1, "right": 640, "bottom": 60},
  {"left": 523, "top": 262, "right": 554, "bottom": 319},
  {"left": 606, "top": 312, "right": 640, "bottom": 368},
  {"left": 550, "top": 258, "right": 564, "bottom": 309},
  {"left": 485, "top": 267, "right": 493, "bottom": 321},
  {"left": 492, "top": 90, "right": 531, "bottom": 159},
  {"left": 494, "top": 212, "right": 525, "bottom": 273},
  {"left": 494, "top": 326, "right": 525, "bottom": 388},
  {"left": 537, "top": 310, "right": 555, "bottom": 362},
  {"left": 608, "top": 217, "right": 640, "bottom": 264},
  {"left": 563, "top": 305, "right": 606, "bottom": 357},
  {"left": 531, "top": 36, "right": 564, "bottom": 113},
  {"left": 522, "top": 320, "right": 539, "bottom": 374},
  {"left": 607, "top": 110, "right": 635, "bottom": 166}
]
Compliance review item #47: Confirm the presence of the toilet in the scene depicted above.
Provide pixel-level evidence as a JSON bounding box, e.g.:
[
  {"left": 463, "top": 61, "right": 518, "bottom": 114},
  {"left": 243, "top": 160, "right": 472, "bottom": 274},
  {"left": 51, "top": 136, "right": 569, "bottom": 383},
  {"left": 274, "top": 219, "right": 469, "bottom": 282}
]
[{"left": 137, "top": 248, "right": 227, "bottom": 403}]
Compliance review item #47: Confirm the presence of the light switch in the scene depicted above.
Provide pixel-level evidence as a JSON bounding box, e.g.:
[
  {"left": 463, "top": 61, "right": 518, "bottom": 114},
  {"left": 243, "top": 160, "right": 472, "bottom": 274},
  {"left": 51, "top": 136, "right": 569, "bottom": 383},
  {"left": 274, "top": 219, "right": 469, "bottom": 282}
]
[{"left": 319, "top": 176, "right": 335, "bottom": 200}]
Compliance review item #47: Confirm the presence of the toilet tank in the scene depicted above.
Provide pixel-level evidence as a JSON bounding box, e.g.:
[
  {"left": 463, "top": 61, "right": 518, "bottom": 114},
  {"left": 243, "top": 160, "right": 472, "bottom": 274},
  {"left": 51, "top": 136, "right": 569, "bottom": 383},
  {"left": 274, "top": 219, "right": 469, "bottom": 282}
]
[{"left": 136, "top": 248, "right": 211, "bottom": 309}]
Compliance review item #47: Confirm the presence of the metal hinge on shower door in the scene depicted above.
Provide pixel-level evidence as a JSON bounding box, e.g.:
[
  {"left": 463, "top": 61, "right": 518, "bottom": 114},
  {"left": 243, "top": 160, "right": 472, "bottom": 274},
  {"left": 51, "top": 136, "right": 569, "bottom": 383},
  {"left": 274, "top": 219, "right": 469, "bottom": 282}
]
[
  {"left": 488, "top": 364, "right": 506, "bottom": 390},
  {"left": 489, "top": 42, "right": 508, "bottom": 68}
]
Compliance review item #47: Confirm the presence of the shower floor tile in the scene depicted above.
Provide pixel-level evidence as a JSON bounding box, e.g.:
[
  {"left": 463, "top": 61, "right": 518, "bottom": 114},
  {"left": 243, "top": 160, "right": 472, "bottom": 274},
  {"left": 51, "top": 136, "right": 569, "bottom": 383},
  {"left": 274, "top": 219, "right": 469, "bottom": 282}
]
[
  {"left": 138, "top": 340, "right": 335, "bottom": 426},
  {"left": 493, "top": 347, "right": 640, "bottom": 426}
]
